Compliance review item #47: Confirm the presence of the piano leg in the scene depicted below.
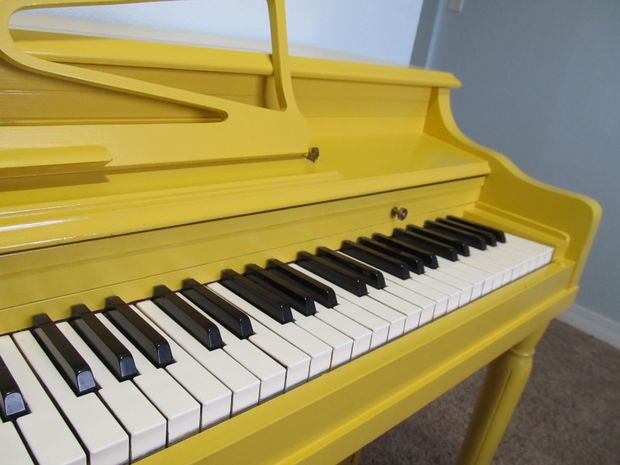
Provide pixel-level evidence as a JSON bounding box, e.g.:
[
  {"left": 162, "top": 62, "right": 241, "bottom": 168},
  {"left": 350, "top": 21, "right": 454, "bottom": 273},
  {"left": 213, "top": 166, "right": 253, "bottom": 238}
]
[
  {"left": 336, "top": 450, "right": 362, "bottom": 465},
  {"left": 457, "top": 324, "right": 549, "bottom": 465}
]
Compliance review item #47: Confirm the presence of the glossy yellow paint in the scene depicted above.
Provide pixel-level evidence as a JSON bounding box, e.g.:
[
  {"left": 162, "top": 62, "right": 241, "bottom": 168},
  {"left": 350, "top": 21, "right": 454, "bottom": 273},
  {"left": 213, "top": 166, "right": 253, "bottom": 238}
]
[
  {"left": 424, "top": 88, "right": 601, "bottom": 285},
  {"left": 0, "top": 2, "right": 602, "bottom": 465},
  {"left": 0, "top": 177, "right": 487, "bottom": 331},
  {"left": 457, "top": 324, "right": 549, "bottom": 465},
  {"left": 0, "top": 0, "right": 310, "bottom": 168}
]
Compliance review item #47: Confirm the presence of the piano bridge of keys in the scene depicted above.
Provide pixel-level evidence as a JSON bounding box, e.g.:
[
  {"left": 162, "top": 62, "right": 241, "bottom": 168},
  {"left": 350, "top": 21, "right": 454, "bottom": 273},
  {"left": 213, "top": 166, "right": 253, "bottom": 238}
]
[{"left": 0, "top": 2, "right": 601, "bottom": 465}]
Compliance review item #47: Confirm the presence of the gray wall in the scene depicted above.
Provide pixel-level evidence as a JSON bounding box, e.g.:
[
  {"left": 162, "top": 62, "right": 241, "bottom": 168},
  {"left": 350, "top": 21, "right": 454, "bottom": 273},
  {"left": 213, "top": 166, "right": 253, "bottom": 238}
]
[{"left": 423, "top": 0, "right": 620, "bottom": 322}]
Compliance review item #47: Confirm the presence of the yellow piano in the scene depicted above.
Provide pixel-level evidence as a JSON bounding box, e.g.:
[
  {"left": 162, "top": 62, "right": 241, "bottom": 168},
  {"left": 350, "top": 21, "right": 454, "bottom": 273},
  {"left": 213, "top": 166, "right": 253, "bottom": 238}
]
[{"left": 0, "top": 2, "right": 601, "bottom": 465}]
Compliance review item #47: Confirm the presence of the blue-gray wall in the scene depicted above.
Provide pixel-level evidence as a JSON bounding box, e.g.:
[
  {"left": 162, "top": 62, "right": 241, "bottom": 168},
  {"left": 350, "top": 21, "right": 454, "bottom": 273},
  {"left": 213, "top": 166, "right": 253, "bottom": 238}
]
[{"left": 424, "top": 0, "right": 620, "bottom": 322}]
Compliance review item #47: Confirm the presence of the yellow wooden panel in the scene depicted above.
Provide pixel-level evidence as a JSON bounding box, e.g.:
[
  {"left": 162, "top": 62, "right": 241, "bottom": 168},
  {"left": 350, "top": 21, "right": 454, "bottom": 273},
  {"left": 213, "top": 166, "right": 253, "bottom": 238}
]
[
  {"left": 1, "top": 49, "right": 433, "bottom": 123},
  {"left": 11, "top": 29, "right": 461, "bottom": 88},
  {"left": 0, "top": 177, "right": 485, "bottom": 331},
  {"left": 0, "top": 144, "right": 110, "bottom": 177},
  {"left": 294, "top": 78, "right": 431, "bottom": 101},
  {"left": 0, "top": 60, "right": 221, "bottom": 124},
  {"left": 0, "top": 0, "right": 311, "bottom": 171}
]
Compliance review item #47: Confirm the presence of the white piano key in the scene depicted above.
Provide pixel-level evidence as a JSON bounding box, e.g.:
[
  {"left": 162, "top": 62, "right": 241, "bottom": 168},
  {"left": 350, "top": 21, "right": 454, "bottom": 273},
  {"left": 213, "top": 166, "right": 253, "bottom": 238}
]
[
  {"left": 425, "top": 269, "right": 474, "bottom": 304},
  {"left": 0, "top": 419, "right": 34, "bottom": 465},
  {"left": 137, "top": 369, "right": 200, "bottom": 444},
  {"left": 379, "top": 280, "right": 434, "bottom": 325},
  {"left": 290, "top": 310, "right": 353, "bottom": 367},
  {"left": 247, "top": 321, "right": 310, "bottom": 390},
  {"left": 197, "top": 285, "right": 310, "bottom": 390},
  {"left": 384, "top": 274, "right": 449, "bottom": 318},
  {"left": 12, "top": 331, "right": 129, "bottom": 465},
  {"left": 502, "top": 236, "right": 551, "bottom": 269},
  {"left": 505, "top": 239, "right": 547, "bottom": 269},
  {"left": 411, "top": 274, "right": 461, "bottom": 311},
  {"left": 195, "top": 284, "right": 310, "bottom": 389},
  {"left": 435, "top": 257, "right": 489, "bottom": 298},
  {"left": 487, "top": 245, "right": 532, "bottom": 275},
  {"left": 506, "top": 240, "right": 553, "bottom": 270},
  {"left": 313, "top": 303, "right": 372, "bottom": 358},
  {"left": 337, "top": 249, "right": 464, "bottom": 319},
  {"left": 286, "top": 265, "right": 390, "bottom": 344},
  {"left": 216, "top": 339, "right": 285, "bottom": 400},
  {"left": 57, "top": 322, "right": 167, "bottom": 461},
  {"left": 329, "top": 299, "right": 389, "bottom": 348},
  {"left": 456, "top": 254, "right": 504, "bottom": 291},
  {"left": 432, "top": 266, "right": 480, "bottom": 301},
  {"left": 340, "top": 295, "right": 405, "bottom": 340},
  {"left": 19, "top": 409, "right": 85, "bottom": 465},
  {"left": 0, "top": 336, "right": 86, "bottom": 465},
  {"left": 485, "top": 242, "right": 533, "bottom": 276},
  {"left": 174, "top": 294, "right": 286, "bottom": 400},
  {"left": 96, "top": 314, "right": 201, "bottom": 444},
  {"left": 134, "top": 321, "right": 231, "bottom": 427},
  {"left": 207, "top": 282, "right": 332, "bottom": 377},
  {"left": 491, "top": 244, "right": 535, "bottom": 276},
  {"left": 130, "top": 302, "right": 255, "bottom": 416},
  {"left": 449, "top": 259, "right": 496, "bottom": 294},
  {"left": 505, "top": 233, "right": 554, "bottom": 265},
  {"left": 289, "top": 264, "right": 405, "bottom": 340},
  {"left": 364, "top": 288, "right": 421, "bottom": 333},
  {"left": 337, "top": 251, "right": 432, "bottom": 326},
  {"left": 164, "top": 360, "right": 229, "bottom": 427},
  {"left": 486, "top": 243, "right": 535, "bottom": 279},
  {"left": 510, "top": 233, "right": 553, "bottom": 254},
  {"left": 464, "top": 250, "right": 514, "bottom": 288}
]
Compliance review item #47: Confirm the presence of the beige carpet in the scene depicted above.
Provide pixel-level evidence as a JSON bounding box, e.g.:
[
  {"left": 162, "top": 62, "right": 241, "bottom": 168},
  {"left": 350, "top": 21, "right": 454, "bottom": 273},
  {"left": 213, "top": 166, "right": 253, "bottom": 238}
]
[{"left": 360, "top": 320, "right": 620, "bottom": 465}]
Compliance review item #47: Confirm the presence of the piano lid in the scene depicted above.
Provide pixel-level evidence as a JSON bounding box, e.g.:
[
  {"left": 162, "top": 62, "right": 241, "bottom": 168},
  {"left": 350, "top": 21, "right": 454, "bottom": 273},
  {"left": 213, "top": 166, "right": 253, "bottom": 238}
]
[{"left": 0, "top": 1, "right": 486, "bottom": 254}]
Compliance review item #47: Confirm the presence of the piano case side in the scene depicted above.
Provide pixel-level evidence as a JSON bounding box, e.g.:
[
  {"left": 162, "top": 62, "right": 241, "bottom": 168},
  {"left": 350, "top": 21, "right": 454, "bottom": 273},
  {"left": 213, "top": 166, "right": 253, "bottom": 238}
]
[{"left": 425, "top": 88, "right": 602, "bottom": 288}]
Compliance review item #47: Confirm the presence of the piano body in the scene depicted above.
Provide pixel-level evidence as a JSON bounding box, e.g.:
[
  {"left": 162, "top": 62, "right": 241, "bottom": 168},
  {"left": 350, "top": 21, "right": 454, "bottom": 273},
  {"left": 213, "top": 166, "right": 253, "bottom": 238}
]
[{"left": 0, "top": 1, "right": 601, "bottom": 465}]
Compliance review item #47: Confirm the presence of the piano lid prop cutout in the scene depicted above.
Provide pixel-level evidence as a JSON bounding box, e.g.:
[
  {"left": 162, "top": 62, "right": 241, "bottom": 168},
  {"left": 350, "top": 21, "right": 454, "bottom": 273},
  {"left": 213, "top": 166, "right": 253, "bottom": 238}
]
[{"left": 0, "top": 0, "right": 309, "bottom": 176}]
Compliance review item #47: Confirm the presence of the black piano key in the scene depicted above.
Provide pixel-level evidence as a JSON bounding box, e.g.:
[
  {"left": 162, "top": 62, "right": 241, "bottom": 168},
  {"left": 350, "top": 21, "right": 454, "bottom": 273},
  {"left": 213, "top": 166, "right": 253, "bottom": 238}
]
[
  {"left": 266, "top": 259, "right": 338, "bottom": 308},
  {"left": 316, "top": 247, "right": 386, "bottom": 289},
  {"left": 105, "top": 296, "right": 174, "bottom": 368},
  {"left": 221, "top": 269, "right": 294, "bottom": 324},
  {"left": 340, "top": 240, "right": 410, "bottom": 279},
  {"left": 71, "top": 305, "right": 138, "bottom": 381},
  {"left": 437, "top": 218, "right": 497, "bottom": 246},
  {"left": 372, "top": 233, "right": 439, "bottom": 269},
  {"left": 32, "top": 314, "right": 97, "bottom": 396},
  {"left": 393, "top": 228, "right": 459, "bottom": 261},
  {"left": 0, "top": 354, "right": 28, "bottom": 421},
  {"left": 424, "top": 221, "right": 487, "bottom": 250},
  {"left": 406, "top": 224, "right": 470, "bottom": 256},
  {"left": 357, "top": 237, "right": 425, "bottom": 274},
  {"left": 181, "top": 279, "right": 254, "bottom": 339},
  {"left": 245, "top": 265, "right": 316, "bottom": 316},
  {"left": 446, "top": 215, "right": 506, "bottom": 243},
  {"left": 152, "top": 286, "right": 224, "bottom": 350},
  {"left": 296, "top": 251, "right": 368, "bottom": 297},
  {"left": 244, "top": 275, "right": 313, "bottom": 317}
]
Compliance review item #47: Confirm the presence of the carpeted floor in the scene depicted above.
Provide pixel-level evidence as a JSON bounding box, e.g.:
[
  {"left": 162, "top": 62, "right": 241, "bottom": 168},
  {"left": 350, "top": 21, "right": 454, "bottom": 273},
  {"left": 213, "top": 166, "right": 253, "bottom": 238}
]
[{"left": 359, "top": 320, "right": 620, "bottom": 465}]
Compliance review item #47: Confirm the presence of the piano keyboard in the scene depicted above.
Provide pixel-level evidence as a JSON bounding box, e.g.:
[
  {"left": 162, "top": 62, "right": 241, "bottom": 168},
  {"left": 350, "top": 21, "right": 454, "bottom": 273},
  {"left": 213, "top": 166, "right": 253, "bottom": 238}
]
[{"left": 0, "top": 217, "right": 554, "bottom": 465}]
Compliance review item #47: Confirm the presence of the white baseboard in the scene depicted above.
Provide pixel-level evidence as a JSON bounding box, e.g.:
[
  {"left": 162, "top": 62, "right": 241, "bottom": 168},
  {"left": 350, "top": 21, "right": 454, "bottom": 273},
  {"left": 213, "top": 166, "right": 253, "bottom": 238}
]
[{"left": 557, "top": 303, "right": 620, "bottom": 350}]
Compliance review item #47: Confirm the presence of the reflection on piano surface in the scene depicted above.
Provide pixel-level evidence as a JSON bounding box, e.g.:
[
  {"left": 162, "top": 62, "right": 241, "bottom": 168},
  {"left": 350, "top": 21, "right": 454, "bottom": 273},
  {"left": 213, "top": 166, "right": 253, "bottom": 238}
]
[{"left": 0, "top": 1, "right": 601, "bottom": 465}]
